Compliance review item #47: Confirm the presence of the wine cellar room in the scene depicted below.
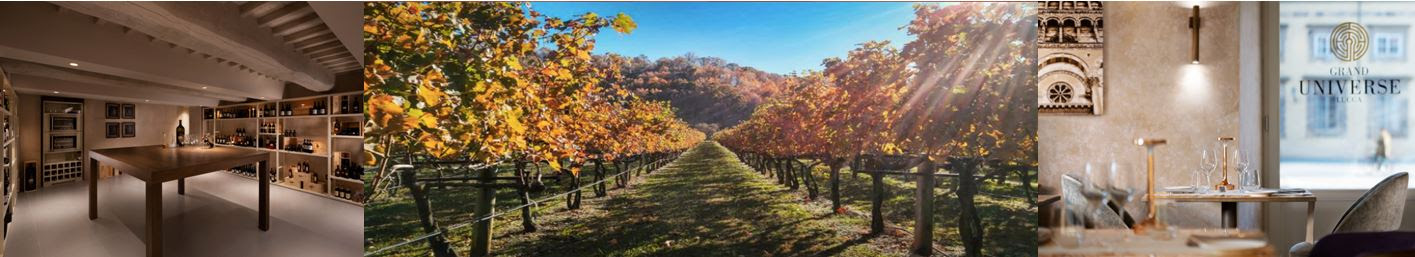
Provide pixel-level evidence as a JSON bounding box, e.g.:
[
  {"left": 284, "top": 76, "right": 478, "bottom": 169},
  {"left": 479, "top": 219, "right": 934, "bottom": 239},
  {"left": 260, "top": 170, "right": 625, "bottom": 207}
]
[{"left": 0, "top": 2, "right": 363, "bottom": 257}]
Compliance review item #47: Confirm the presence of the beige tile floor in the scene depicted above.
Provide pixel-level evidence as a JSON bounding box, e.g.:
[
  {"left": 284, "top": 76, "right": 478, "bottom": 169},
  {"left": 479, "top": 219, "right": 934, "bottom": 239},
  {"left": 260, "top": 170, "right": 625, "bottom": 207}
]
[{"left": 3, "top": 172, "right": 362, "bottom": 257}]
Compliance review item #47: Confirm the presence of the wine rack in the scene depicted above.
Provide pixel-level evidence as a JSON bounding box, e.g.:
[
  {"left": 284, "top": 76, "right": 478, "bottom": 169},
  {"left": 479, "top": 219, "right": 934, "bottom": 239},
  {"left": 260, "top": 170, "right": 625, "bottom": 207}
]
[
  {"left": 39, "top": 161, "right": 81, "bottom": 187},
  {"left": 203, "top": 91, "right": 364, "bottom": 205},
  {"left": 0, "top": 66, "right": 17, "bottom": 250},
  {"left": 40, "top": 99, "right": 83, "bottom": 188}
]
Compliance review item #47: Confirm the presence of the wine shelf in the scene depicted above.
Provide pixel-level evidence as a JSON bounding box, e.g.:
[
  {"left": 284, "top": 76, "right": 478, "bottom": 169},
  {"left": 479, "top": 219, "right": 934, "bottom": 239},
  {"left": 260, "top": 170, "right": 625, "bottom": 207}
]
[
  {"left": 203, "top": 91, "right": 364, "bottom": 206},
  {"left": 0, "top": 66, "right": 17, "bottom": 251}
]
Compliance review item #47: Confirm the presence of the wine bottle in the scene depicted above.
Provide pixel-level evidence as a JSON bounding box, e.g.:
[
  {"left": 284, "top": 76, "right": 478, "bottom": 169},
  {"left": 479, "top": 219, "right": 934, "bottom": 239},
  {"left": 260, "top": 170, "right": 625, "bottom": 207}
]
[{"left": 175, "top": 120, "right": 185, "bottom": 146}]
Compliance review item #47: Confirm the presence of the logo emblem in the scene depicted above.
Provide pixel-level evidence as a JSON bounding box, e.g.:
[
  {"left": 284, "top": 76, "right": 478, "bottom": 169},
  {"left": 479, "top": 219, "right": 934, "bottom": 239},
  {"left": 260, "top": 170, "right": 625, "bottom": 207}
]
[{"left": 1330, "top": 22, "right": 1369, "bottom": 62}]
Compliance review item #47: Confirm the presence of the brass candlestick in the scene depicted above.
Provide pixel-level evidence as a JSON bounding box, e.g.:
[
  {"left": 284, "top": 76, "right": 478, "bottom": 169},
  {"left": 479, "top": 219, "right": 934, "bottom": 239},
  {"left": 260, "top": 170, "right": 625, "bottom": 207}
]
[
  {"left": 1215, "top": 137, "right": 1236, "bottom": 191},
  {"left": 1132, "top": 138, "right": 1167, "bottom": 235}
]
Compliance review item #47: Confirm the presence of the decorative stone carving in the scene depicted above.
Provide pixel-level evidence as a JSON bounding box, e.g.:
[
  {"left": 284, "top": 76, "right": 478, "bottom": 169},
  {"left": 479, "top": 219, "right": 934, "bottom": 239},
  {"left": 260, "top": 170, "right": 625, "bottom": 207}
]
[{"left": 1038, "top": 1, "right": 1105, "bottom": 115}]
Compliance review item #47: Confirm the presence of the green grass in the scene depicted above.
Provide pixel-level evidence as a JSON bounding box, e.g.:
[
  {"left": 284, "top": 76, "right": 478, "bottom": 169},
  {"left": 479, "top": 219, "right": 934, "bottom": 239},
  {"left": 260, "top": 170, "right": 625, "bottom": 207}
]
[
  {"left": 364, "top": 141, "right": 1036, "bottom": 256},
  {"left": 795, "top": 158, "right": 1038, "bottom": 256},
  {"left": 490, "top": 141, "right": 893, "bottom": 257}
]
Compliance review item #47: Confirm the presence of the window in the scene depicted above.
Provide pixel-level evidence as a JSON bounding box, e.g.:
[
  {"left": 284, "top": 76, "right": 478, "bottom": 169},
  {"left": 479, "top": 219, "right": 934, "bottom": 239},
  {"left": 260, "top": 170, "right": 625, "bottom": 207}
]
[
  {"left": 1372, "top": 31, "right": 1405, "bottom": 61},
  {"left": 1369, "top": 93, "right": 1409, "bottom": 138},
  {"left": 1307, "top": 94, "right": 1346, "bottom": 137},
  {"left": 1280, "top": 25, "right": 1288, "bottom": 63},
  {"left": 1310, "top": 26, "right": 1333, "bottom": 61},
  {"left": 1281, "top": 77, "right": 1289, "bottom": 138},
  {"left": 1048, "top": 82, "right": 1073, "bottom": 103},
  {"left": 1280, "top": 3, "right": 1415, "bottom": 190}
]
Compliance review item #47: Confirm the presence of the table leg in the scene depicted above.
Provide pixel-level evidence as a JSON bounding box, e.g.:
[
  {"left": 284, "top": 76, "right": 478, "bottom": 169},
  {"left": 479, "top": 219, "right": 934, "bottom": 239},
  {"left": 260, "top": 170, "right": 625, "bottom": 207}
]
[
  {"left": 146, "top": 181, "right": 162, "bottom": 257},
  {"left": 1221, "top": 202, "right": 1237, "bottom": 228},
  {"left": 89, "top": 158, "right": 98, "bottom": 220},
  {"left": 1306, "top": 201, "right": 1315, "bottom": 243},
  {"left": 177, "top": 178, "right": 185, "bottom": 195},
  {"left": 258, "top": 161, "right": 269, "bottom": 231}
]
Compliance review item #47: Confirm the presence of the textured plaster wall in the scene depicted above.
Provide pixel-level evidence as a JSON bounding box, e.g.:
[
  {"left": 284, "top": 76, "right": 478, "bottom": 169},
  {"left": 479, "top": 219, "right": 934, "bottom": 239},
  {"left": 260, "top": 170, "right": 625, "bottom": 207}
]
[{"left": 1039, "top": 1, "right": 1243, "bottom": 227}]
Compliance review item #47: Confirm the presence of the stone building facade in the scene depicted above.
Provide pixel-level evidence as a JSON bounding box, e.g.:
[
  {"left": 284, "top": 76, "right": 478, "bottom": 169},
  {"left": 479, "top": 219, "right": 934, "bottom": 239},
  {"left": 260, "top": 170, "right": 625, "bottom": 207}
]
[{"left": 1038, "top": 1, "right": 1105, "bottom": 115}]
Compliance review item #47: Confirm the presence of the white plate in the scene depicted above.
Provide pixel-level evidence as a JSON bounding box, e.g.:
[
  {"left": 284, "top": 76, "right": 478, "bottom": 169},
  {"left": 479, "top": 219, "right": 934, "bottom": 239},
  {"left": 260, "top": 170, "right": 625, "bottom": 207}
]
[
  {"left": 1245, "top": 189, "right": 1278, "bottom": 196},
  {"left": 1164, "top": 186, "right": 1196, "bottom": 193},
  {"left": 1197, "top": 239, "right": 1267, "bottom": 251}
]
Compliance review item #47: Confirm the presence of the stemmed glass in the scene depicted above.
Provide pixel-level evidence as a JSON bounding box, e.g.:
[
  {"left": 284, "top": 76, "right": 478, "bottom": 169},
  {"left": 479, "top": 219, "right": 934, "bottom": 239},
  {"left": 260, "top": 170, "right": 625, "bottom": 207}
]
[
  {"left": 1106, "top": 159, "right": 1135, "bottom": 241},
  {"left": 1059, "top": 180, "right": 1085, "bottom": 248},
  {"left": 1236, "top": 150, "right": 1259, "bottom": 191},
  {"left": 1081, "top": 163, "right": 1109, "bottom": 232},
  {"left": 1197, "top": 145, "right": 1218, "bottom": 192}
]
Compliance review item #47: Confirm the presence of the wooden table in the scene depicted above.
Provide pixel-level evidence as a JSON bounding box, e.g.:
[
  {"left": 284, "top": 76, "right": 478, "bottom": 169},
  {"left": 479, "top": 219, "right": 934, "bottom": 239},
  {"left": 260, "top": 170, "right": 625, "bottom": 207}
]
[
  {"left": 1039, "top": 229, "right": 1275, "bottom": 257},
  {"left": 88, "top": 145, "right": 269, "bottom": 257},
  {"left": 1154, "top": 190, "right": 1316, "bottom": 243},
  {"left": 1040, "top": 193, "right": 1060, "bottom": 207}
]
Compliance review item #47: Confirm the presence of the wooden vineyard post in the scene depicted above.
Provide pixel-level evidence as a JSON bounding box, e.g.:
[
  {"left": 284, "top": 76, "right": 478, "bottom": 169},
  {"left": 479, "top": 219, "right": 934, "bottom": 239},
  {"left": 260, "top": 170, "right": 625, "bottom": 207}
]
[
  {"left": 616, "top": 160, "right": 628, "bottom": 189},
  {"left": 828, "top": 160, "right": 842, "bottom": 212},
  {"left": 802, "top": 161, "right": 819, "bottom": 200},
  {"left": 593, "top": 159, "right": 607, "bottom": 197},
  {"left": 912, "top": 161, "right": 936, "bottom": 256},
  {"left": 955, "top": 159, "right": 982, "bottom": 257},
  {"left": 568, "top": 163, "right": 582, "bottom": 209},
  {"left": 471, "top": 167, "right": 496, "bottom": 257},
  {"left": 399, "top": 167, "right": 457, "bottom": 257},
  {"left": 514, "top": 162, "right": 538, "bottom": 232},
  {"left": 870, "top": 171, "right": 885, "bottom": 234}
]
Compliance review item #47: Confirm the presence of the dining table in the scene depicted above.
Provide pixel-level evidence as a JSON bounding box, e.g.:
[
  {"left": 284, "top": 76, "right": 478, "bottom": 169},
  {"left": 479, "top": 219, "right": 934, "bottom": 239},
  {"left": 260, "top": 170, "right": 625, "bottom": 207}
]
[
  {"left": 88, "top": 145, "right": 269, "bottom": 257},
  {"left": 1038, "top": 228, "right": 1275, "bottom": 257},
  {"left": 1154, "top": 188, "right": 1316, "bottom": 243}
]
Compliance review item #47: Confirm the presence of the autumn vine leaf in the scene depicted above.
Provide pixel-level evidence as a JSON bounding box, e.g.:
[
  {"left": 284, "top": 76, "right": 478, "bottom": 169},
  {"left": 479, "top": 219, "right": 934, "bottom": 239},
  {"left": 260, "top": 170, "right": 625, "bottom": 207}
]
[{"left": 364, "top": 2, "right": 699, "bottom": 198}]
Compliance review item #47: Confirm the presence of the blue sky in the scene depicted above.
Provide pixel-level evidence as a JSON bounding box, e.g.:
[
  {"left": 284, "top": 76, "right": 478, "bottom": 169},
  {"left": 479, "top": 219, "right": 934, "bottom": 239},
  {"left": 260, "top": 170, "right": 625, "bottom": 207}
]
[{"left": 532, "top": 2, "right": 927, "bottom": 75}]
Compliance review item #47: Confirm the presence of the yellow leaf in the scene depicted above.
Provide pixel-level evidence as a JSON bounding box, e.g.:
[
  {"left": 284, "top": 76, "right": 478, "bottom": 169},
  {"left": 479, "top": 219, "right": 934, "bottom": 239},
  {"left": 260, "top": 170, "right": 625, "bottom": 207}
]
[
  {"left": 506, "top": 116, "right": 526, "bottom": 133},
  {"left": 417, "top": 81, "right": 445, "bottom": 106},
  {"left": 419, "top": 113, "right": 437, "bottom": 128},
  {"left": 507, "top": 56, "right": 522, "bottom": 70}
]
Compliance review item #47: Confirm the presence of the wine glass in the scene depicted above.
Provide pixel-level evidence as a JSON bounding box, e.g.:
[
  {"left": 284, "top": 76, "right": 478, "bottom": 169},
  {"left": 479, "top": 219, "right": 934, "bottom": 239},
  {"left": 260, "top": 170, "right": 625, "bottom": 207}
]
[
  {"left": 1059, "top": 181, "right": 1084, "bottom": 248},
  {"left": 1198, "top": 146, "right": 1217, "bottom": 192},
  {"left": 1081, "top": 162, "right": 1109, "bottom": 232},
  {"left": 1232, "top": 148, "right": 1249, "bottom": 192},
  {"left": 1107, "top": 159, "right": 1135, "bottom": 236},
  {"left": 1237, "top": 150, "right": 1260, "bottom": 191}
]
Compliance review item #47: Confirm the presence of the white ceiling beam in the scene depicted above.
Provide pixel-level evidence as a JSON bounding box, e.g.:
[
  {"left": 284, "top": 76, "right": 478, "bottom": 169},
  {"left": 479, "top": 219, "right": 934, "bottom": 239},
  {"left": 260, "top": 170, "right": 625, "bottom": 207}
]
[
  {"left": 0, "top": 3, "right": 287, "bottom": 100},
  {"left": 283, "top": 26, "right": 330, "bottom": 43},
  {"left": 292, "top": 34, "right": 340, "bottom": 50},
  {"left": 271, "top": 15, "right": 323, "bottom": 37},
  {"left": 13, "top": 76, "right": 221, "bottom": 107},
  {"left": 0, "top": 58, "right": 246, "bottom": 103},
  {"left": 51, "top": 2, "right": 335, "bottom": 91},
  {"left": 308, "top": 48, "right": 348, "bottom": 61},
  {"left": 256, "top": 3, "right": 314, "bottom": 28},
  {"left": 309, "top": 2, "right": 363, "bottom": 66},
  {"left": 239, "top": 2, "right": 287, "bottom": 18}
]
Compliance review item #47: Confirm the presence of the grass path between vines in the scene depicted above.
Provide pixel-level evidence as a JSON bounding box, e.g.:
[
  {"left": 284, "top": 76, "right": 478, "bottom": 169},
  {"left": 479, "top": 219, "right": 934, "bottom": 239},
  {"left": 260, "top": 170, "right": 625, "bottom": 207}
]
[{"left": 494, "top": 141, "right": 901, "bottom": 257}]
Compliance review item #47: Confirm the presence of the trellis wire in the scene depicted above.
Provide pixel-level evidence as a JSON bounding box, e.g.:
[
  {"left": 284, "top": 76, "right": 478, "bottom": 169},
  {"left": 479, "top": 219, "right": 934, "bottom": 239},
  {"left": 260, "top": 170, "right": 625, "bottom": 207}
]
[{"left": 364, "top": 157, "right": 670, "bottom": 256}]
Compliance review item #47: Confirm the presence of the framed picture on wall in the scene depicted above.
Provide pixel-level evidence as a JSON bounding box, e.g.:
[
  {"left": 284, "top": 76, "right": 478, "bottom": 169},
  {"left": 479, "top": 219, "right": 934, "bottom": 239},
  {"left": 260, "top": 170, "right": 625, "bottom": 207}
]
[
  {"left": 121, "top": 104, "right": 136, "bottom": 119},
  {"left": 105, "top": 103, "right": 120, "bottom": 119},
  {"left": 1037, "top": 1, "right": 1105, "bottom": 115},
  {"left": 121, "top": 122, "right": 135, "bottom": 138},
  {"left": 105, "top": 122, "right": 119, "bottom": 138}
]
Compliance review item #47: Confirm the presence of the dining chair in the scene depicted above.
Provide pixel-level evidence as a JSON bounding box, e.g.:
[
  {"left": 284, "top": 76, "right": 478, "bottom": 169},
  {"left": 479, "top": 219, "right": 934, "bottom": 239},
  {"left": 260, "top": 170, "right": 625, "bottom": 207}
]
[
  {"left": 1061, "top": 174, "right": 1127, "bottom": 229},
  {"left": 1290, "top": 172, "right": 1408, "bottom": 257},
  {"left": 1307, "top": 231, "right": 1415, "bottom": 257}
]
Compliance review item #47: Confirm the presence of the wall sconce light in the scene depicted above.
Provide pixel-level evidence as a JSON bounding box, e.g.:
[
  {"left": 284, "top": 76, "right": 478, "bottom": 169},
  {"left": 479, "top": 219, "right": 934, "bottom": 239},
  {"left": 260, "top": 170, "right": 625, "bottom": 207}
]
[{"left": 1189, "top": 5, "right": 1200, "bottom": 64}]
